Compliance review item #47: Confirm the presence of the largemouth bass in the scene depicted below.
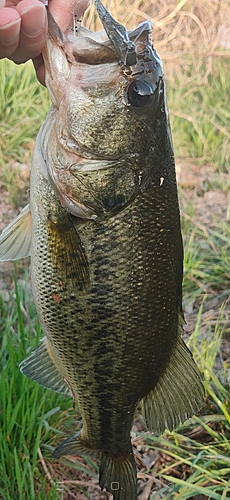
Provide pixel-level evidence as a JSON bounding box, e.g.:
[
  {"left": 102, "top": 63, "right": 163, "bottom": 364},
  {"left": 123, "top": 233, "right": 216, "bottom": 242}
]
[{"left": 0, "top": 1, "right": 204, "bottom": 498}]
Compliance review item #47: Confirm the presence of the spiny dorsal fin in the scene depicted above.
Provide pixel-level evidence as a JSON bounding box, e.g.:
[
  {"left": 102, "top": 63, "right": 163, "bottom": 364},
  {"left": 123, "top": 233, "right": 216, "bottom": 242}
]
[
  {"left": 142, "top": 336, "right": 204, "bottom": 434},
  {"left": 20, "top": 337, "right": 71, "bottom": 396},
  {"left": 0, "top": 204, "right": 32, "bottom": 261}
]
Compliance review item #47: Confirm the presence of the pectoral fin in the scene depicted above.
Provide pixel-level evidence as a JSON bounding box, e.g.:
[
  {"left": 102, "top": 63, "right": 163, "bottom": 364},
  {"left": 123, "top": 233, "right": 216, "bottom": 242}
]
[
  {"left": 142, "top": 336, "right": 204, "bottom": 434},
  {"left": 20, "top": 337, "right": 71, "bottom": 396},
  {"left": 0, "top": 204, "right": 32, "bottom": 261}
]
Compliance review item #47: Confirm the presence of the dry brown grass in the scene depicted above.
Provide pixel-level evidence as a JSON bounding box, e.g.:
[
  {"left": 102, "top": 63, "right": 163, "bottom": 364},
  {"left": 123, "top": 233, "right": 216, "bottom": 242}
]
[{"left": 83, "top": 0, "right": 230, "bottom": 81}]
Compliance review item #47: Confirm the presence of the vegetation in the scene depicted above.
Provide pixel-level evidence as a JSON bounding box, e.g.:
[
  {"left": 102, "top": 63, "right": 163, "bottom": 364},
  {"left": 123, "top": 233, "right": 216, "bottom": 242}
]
[{"left": 0, "top": 0, "right": 229, "bottom": 498}]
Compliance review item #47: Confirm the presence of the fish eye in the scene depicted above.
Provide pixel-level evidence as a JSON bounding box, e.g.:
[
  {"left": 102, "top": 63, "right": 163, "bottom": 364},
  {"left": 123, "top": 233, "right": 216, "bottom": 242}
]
[{"left": 126, "top": 79, "right": 154, "bottom": 108}]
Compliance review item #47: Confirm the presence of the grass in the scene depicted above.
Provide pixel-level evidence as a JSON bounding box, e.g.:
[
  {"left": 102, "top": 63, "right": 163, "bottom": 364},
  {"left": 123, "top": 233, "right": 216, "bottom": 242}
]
[
  {"left": 0, "top": 59, "right": 50, "bottom": 168},
  {"left": 0, "top": 277, "right": 98, "bottom": 499},
  {"left": 167, "top": 58, "right": 230, "bottom": 171},
  {"left": 0, "top": 0, "right": 230, "bottom": 498},
  {"left": 0, "top": 278, "right": 57, "bottom": 500},
  {"left": 182, "top": 220, "right": 230, "bottom": 306},
  {"left": 139, "top": 334, "right": 230, "bottom": 498},
  {"left": 0, "top": 280, "right": 229, "bottom": 499},
  {"left": 0, "top": 59, "right": 50, "bottom": 205}
]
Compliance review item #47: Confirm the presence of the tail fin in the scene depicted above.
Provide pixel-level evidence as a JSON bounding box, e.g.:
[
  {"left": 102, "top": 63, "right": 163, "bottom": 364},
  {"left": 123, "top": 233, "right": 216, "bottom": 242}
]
[
  {"left": 52, "top": 433, "right": 137, "bottom": 500},
  {"left": 99, "top": 452, "right": 137, "bottom": 500}
]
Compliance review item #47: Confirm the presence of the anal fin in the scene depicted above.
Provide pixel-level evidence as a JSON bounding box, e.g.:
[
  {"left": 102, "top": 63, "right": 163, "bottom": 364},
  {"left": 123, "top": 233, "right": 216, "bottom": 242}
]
[
  {"left": 0, "top": 204, "right": 32, "bottom": 261},
  {"left": 142, "top": 336, "right": 204, "bottom": 434},
  {"left": 52, "top": 431, "right": 97, "bottom": 459},
  {"left": 20, "top": 337, "right": 71, "bottom": 396}
]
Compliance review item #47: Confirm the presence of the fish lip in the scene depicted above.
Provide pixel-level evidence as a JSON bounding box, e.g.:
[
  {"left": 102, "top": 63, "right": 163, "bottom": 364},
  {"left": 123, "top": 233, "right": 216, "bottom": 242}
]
[
  {"left": 46, "top": 2, "right": 153, "bottom": 67},
  {"left": 94, "top": 0, "right": 137, "bottom": 66}
]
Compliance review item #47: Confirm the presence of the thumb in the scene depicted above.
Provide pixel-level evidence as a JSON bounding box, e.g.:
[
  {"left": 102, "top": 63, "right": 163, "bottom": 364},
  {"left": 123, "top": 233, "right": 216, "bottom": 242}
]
[{"left": 48, "top": 0, "right": 90, "bottom": 33}]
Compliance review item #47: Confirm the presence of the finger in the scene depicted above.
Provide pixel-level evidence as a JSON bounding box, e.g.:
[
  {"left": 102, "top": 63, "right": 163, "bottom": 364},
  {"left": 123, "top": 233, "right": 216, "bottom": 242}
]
[
  {"left": 33, "top": 1, "right": 90, "bottom": 85},
  {"left": 0, "top": 8, "right": 21, "bottom": 59},
  {"left": 12, "top": 0, "right": 47, "bottom": 63},
  {"left": 49, "top": 0, "right": 90, "bottom": 33},
  {"left": 73, "top": 0, "right": 90, "bottom": 19},
  {"left": 33, "top": 54, "right": 45, "bottom": 85}
]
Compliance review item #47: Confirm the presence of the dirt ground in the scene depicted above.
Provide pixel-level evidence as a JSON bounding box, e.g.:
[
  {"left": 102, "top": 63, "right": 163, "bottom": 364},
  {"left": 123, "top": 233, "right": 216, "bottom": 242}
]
[{"left": 176, "top": 159, "right": 230, "bottom": 370}]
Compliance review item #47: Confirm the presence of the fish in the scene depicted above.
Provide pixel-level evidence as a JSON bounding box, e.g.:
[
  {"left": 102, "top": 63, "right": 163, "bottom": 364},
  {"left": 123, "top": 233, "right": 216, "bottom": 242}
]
[{"left": 0, "top": 1, "right": 204, "bottom": 499}]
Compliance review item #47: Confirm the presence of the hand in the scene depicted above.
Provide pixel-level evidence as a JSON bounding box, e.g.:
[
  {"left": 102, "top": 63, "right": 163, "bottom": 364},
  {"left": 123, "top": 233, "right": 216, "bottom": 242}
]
[{"left": 0, "top": 0, "right": 90, "bottom": 84}]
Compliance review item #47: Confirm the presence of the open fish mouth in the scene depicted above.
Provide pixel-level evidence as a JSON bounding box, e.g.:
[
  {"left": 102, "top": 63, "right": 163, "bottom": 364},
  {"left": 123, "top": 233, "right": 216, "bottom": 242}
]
[{"left": 55, "top": 0, "right": 154, "bottom": 66}]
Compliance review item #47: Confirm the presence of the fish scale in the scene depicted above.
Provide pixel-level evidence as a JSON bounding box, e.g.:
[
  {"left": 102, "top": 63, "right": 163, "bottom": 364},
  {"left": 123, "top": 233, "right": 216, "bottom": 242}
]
[
  {"left": 0, "top": 1, "right": 204, "bottom": 499},
  {"left": 31, "top": 150, "right": 181, "bottom": 426},
  {"left": 32, "top": 128, "right": 178, "bottom": 413}
]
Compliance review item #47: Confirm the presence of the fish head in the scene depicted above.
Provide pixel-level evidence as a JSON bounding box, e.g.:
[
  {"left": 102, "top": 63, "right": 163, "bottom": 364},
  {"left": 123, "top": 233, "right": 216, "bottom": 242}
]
[{"left": 42, "top": 1, "right": 171, "bottom": 219}]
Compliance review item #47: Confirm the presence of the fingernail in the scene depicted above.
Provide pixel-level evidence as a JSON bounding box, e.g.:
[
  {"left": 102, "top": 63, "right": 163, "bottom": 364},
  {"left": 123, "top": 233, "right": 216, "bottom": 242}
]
[
  {"left": 21, "top": 4, "right": 47, "bottom": 37},
  {"left": 0, "top": 18, "right": 21, "bottom": 46}
]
